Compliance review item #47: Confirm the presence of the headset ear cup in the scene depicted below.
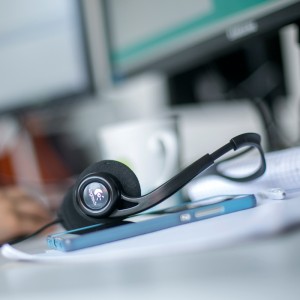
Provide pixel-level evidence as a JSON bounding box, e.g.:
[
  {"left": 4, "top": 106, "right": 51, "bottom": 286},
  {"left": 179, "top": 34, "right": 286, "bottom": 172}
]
[
  {"left": 75, "top": 160, "right": 141, "bottom": 200},
  {"left": 59, "top": 160, "right": 141, "bottom": 230}
]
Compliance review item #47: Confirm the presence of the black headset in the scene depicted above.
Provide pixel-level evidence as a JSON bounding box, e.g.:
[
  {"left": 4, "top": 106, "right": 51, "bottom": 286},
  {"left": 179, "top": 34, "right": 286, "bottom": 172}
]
[{"left": 58, "top": 132, "right": 266, "bottom": 230}]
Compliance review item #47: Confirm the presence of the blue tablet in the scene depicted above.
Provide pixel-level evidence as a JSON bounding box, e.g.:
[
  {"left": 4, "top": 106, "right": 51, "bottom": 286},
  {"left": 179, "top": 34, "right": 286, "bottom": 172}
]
[{"left": 47, "top": 194, "right": 256, "bottom": 252}]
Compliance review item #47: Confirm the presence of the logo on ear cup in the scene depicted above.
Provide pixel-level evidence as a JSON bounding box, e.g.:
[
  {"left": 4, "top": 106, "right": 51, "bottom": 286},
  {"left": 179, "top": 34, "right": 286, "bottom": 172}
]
[
  {"left": 82, "top": 182, "right": 109, "bottom": 210},
  {"left": 89, "top": 188, "right": 104, "bottom": 204}
]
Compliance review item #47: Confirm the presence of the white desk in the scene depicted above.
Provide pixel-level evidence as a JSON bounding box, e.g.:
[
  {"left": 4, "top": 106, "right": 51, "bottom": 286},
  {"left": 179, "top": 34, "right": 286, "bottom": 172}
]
[{"left": 1, "top": 202, "right": 300, "bottom": 300}]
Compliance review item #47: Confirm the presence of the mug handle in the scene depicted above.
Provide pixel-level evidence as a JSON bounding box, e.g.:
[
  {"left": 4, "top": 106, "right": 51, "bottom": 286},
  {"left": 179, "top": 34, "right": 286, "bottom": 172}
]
[{"left": 148, "top": 129, "right": 179, "bottom": 187}]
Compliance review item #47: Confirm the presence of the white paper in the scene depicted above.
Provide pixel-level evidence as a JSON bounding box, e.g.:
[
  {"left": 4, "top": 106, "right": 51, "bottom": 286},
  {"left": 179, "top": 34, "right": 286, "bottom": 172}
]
[{"left": 187, "top": 147, "right": 300, "bottom": 201}]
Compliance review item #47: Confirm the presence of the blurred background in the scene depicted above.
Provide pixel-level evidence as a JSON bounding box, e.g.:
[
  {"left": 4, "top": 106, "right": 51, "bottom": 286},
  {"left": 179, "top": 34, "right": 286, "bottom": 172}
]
[{"left": 0, "top": 0, "right": 300, "bottom": 209}]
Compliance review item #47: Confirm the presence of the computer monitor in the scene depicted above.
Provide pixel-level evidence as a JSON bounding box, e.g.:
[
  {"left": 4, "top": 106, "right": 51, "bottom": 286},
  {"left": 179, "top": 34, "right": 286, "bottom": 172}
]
[
  {"left": 102, "top": 0, "right": 300, "bottom": 84},
  {"left": 0, "top": 0, "right": 94, "bottom": 115}
]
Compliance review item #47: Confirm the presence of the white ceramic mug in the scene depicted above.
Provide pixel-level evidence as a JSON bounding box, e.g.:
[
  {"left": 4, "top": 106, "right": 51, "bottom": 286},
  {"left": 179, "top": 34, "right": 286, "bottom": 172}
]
[{"left": 97, "top": 117, "right": 180, "bottom": 208}]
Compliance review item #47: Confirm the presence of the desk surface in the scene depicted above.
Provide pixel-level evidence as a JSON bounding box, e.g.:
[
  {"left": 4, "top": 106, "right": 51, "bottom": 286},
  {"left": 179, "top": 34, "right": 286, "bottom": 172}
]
[{"left": 1, "top": 224, "right": 300, "bottom": 300}]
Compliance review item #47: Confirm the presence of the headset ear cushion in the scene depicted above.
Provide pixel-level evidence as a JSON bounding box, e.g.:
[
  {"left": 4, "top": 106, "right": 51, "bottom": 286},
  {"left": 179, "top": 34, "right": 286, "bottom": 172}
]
[
  {"left": 58, "top": 160, "right": 141, "bottom": 230},
  {"left": 75, "top": 160, "right": 141, "bottom": 198},
  {"left": 58, "top": 186, "right": 94, "bottom": 230}
]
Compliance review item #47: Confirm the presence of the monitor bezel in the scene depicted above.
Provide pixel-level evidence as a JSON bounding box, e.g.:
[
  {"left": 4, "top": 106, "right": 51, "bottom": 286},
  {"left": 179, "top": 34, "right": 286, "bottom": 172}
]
[{"left": 102, "top": 0, "right": 300, "bottom": 83}]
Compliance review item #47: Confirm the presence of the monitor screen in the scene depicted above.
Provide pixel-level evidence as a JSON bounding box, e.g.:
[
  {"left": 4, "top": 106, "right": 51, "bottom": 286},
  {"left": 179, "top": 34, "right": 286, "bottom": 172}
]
[
  {"left": 103, "top": 0, "right": 300, "bottom": 82},
  {"left": 0, "top": 0, "right": 94, "bottom": 114}
]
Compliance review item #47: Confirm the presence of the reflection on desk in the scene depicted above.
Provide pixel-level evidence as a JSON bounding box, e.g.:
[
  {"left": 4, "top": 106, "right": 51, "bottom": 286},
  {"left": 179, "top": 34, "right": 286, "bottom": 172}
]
[{"left": 1, "top": 229, "right": 300, "bottom": 299}]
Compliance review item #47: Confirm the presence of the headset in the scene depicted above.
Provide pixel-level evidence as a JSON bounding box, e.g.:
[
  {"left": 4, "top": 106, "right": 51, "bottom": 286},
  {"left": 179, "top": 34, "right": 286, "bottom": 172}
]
[{"left": 58, "top": 132, "right": 266, "bottom": 230}]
